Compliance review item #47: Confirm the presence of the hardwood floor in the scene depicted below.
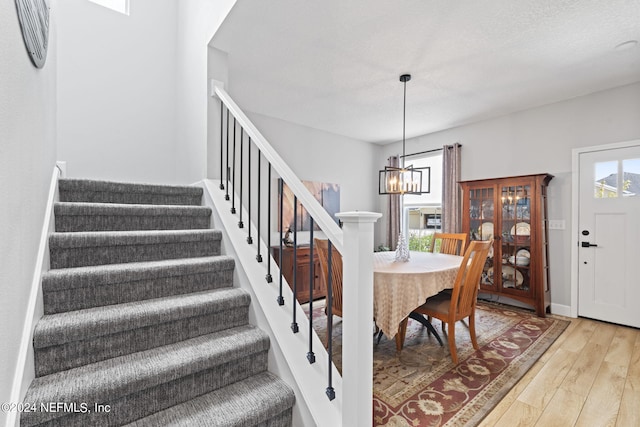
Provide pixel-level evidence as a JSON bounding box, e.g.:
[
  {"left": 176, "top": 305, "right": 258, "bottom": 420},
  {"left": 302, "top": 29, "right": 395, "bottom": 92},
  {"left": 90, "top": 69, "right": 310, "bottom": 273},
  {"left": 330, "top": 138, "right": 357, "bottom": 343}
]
[{"left": 479, "top": 315, "right": 640, "bottom": 427}]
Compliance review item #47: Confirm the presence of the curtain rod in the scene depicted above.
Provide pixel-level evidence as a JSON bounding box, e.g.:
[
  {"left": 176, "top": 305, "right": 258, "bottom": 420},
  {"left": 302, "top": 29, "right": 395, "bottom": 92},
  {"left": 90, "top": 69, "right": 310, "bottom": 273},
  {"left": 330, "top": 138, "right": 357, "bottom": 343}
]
[{"left": 399, "top": 143, "right": 462, "bottom": 159}]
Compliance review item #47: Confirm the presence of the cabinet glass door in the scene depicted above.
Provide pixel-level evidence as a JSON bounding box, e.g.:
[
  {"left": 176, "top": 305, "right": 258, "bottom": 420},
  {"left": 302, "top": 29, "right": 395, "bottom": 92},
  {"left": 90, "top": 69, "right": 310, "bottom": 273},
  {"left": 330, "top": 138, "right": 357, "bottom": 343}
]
[
  {"left": 500, "top": 184, "right": 532, "bottom": 295},
  {"left": 468, "top": 187, "right": 495, "bottom": 289}
]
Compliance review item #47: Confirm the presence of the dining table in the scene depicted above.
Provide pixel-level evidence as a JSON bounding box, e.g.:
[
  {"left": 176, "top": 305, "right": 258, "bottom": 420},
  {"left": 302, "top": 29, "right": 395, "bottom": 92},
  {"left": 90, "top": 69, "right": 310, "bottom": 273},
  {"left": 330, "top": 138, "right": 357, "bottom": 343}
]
[{"left": 373, "top": 250, "right": 463, "bottom": 351}]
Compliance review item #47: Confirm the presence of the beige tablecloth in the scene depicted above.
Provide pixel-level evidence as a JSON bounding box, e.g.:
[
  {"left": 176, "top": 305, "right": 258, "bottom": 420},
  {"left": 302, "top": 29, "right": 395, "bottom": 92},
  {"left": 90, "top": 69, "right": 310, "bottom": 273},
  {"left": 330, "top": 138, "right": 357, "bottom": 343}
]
[{"left": 373, "top": 251, "right": 463, "bottom": 338}]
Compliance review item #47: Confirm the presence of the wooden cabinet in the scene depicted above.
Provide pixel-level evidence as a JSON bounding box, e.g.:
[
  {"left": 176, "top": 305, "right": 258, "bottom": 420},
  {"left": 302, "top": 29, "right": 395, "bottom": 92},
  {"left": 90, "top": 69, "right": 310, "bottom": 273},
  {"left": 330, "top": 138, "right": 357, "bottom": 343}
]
[
  {"left": 271, "top": 245, "right": 325, "bottom": 304},
  {"left": 460, "top": 174, "right": 553, "bottom": 316}
]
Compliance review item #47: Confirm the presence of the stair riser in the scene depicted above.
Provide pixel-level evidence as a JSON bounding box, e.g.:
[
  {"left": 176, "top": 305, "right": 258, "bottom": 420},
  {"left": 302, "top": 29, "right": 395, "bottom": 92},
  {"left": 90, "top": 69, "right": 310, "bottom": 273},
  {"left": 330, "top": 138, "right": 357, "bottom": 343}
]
[
  {"left": 259, "top": 410, "right": 294, "bottom": 427},
  {"left": 55, "top": 215, "right": 211, "bottom": 232},
  {"left": 43, "top": 270, "right": 233, "bottom": 314},
  {"left": 130, "top": 373, "right": 295, "bottom": 427},
  {"left": 35, "top": 306, "right": 250, "bottom": 377},
  {"left": 23, "top": 352, "right": 268, "bottom": 427},
  {"left": 59, "top": 191, "right": 201, "bottom": 206},
  {"left": 50, "top": 241, "right": 221, "bottom": 269},
  {"left": 24, "top": 179, "right": 295, "bottom": 426}
]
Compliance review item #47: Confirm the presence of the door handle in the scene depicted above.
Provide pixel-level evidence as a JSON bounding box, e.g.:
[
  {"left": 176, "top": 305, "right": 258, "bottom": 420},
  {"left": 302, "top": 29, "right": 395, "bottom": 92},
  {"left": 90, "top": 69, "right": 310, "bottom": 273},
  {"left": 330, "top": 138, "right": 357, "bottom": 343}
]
[{"left": 581, "top": 242, "right": 598, "bottom": 248}]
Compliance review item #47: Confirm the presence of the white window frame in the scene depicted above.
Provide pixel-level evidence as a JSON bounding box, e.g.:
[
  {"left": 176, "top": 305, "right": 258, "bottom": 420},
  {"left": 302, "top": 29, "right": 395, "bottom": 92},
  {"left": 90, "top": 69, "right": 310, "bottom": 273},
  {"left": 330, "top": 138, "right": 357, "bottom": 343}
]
[{"left": 87, "top": 0, "right": 130, "bottom": 15}]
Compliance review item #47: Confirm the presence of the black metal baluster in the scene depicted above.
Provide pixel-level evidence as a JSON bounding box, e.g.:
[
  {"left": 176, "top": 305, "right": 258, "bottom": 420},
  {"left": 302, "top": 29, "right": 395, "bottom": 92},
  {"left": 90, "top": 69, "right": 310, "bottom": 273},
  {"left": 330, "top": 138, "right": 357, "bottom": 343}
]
[
  {"left": 256, "top": 153, "right": 262, "bottom": 262},
  {"left": 238, "top": 128, "right": 244, "bottom": 228},
  {"left": 307, "top": 217, "right": 315, "bottom": 364},
  {"left": 267, "top": 165, "right": 275, "bottom": 284},
  {"left": 291, "top": 196, "right": 299, "bottom": 333},
  {"left": 275, "top": 176, "right": 283, "bottom": 302},
  {"left": 247, "top": 139, "right": 253, "bottom": 242},
  {"left": 219, "top": 101, "right": 224, "bottom": 190},
  {"left": 225, "top": 109, "right": 230, "bottom": 200},
  {"left": 231, "top": 118, "right": 237, "bottom": 213},
  {"left": 326, "top": 240, "right": 335, "bottom": 401}
]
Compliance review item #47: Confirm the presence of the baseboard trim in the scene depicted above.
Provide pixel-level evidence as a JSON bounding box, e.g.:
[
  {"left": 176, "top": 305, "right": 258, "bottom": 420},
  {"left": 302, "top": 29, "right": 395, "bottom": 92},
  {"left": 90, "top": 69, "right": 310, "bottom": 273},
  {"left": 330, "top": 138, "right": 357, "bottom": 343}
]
[
  {"left": 550, "top": 303, "right": 573, "bottom": 318},
  {"left": 6, "top": 166, "right": 60, "bottom": 427}
]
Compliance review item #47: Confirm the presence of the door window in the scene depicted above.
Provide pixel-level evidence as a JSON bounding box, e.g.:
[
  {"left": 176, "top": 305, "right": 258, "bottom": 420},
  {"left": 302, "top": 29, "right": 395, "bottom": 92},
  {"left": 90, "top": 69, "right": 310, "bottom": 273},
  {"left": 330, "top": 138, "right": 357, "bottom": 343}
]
[
  {"left": 622, "top": 158, "right": 640, "bottom": 197},
  {"left": 594, "top": 161, "right": 618, "bottom": 198},
  {"left": 594, "top": 158, "right": 640, "bottom": 198}
]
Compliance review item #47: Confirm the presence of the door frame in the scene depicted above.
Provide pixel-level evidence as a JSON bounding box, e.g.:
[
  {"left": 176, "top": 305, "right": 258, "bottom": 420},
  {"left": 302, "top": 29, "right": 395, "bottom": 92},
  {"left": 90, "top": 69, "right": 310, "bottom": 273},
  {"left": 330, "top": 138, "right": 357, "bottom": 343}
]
[{"left": 570, "top": 139, "right": 640, "bottom": 318}]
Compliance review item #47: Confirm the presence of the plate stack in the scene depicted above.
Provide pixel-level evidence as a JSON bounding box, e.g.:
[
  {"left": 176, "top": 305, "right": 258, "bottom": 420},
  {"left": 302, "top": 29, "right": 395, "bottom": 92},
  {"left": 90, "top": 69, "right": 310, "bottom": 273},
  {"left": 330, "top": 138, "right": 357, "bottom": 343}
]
[{"left": 511, "top": 222, "right": 530, "bottom": 243}]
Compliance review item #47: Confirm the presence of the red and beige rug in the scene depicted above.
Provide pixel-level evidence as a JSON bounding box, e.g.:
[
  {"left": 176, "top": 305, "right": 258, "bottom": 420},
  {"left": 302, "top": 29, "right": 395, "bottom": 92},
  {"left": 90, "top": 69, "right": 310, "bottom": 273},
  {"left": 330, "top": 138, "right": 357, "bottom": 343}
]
[{"left": 306, "top": 301, "right": 570, "bottom": 427}]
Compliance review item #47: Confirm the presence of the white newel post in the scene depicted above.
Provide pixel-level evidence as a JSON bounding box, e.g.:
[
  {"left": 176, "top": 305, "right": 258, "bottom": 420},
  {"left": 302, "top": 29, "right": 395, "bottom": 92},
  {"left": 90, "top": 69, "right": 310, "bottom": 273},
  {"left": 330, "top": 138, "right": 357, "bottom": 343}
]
[{"left": 335, "top": 211, "right": 382, "bottom": 427}]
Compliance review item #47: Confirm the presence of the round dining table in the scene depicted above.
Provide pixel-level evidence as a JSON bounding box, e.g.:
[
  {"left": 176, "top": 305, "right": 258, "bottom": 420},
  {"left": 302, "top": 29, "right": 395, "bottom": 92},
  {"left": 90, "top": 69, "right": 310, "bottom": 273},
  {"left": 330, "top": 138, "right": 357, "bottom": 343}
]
[{"left": 373, "top": 250, "right": 463, "bottom": 350}]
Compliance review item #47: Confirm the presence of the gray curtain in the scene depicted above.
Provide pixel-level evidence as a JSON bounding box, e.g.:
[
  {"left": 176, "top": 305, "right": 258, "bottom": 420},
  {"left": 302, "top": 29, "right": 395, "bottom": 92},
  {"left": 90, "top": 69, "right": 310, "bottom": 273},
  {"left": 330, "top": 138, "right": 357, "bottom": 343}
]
[
  {"left": 386, "top": 155, "right": 401, "bottom": 249},
  {"left": 442, "top": 143, "right": 462, "bottom": 233}
]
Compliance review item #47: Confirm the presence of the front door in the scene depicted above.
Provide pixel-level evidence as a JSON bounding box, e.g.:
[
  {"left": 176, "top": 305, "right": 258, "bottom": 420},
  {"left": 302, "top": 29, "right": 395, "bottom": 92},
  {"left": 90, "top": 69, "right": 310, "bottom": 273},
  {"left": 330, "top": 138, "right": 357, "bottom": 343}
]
[{"left": 578, "top": 143, "right": 640, "bottom": 327}]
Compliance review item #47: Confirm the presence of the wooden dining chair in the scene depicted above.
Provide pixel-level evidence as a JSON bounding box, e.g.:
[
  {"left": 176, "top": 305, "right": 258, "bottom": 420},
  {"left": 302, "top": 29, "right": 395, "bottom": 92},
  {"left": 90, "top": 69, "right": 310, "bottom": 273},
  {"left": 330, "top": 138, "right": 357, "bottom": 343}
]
[
  {"left": 314, "top": 238, "right": 343, "bottom": 347},
  {"left": 428, "top": 232, "right": 468, "bottom": 332},
  {"left": 429, "top": 232, "right": 467, "bottom": 255},
  {"left": 401, "top": 239, "right": 493, "bottom": 364}
]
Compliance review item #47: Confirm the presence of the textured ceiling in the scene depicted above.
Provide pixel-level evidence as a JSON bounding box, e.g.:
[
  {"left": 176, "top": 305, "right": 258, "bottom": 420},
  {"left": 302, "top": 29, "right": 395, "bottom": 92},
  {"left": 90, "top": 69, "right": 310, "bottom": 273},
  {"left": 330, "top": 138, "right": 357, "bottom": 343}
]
[{"left": 212, "top": 0, "right": 640, "bottom": 144}]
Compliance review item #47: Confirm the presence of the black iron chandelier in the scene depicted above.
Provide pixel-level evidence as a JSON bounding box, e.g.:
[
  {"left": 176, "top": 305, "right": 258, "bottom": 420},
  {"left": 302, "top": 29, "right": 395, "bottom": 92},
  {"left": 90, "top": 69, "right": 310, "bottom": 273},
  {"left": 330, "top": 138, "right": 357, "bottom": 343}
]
[{"left": 379, "top": 74, "right": 423, "bottom": 195}]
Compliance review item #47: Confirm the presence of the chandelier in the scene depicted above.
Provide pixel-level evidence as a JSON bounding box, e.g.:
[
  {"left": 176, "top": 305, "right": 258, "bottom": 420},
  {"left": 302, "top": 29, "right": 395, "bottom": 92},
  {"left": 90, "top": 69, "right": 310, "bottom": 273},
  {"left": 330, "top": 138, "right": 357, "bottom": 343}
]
[{"left": 378, "top": 74, "right": 423, "bottom": 195}]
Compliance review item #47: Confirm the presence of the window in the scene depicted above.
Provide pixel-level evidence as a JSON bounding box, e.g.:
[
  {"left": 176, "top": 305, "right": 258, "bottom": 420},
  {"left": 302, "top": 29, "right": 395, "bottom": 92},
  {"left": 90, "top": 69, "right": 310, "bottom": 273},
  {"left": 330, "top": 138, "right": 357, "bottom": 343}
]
[
  {"left": 88, "top": 0, "right": 129, "bottom": 15},
  {"left": 403, "top": 154, "right": 443, "bottom": 251}
]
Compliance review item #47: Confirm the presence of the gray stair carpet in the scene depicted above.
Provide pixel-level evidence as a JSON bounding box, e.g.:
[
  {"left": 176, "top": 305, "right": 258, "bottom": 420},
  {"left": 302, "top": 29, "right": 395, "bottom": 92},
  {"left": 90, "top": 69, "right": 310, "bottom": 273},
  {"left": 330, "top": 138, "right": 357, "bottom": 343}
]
[
  {"left": 42, "top": 256, "right": 236, "bottom": 314},
  {"left": 22, "top": 179, "right": 294, "bottom": 426},
  {"left": 125, "top": 372, "right": 295, "bottom": 427},
  {"left": 49, "top": 229, "right": 223, "bottom": 269},
  {"left": 54, "top": 202, "right": 212, "bottom": 232},
  {"left": 58, "top": 179, "right": 203, "bottom": 206}
]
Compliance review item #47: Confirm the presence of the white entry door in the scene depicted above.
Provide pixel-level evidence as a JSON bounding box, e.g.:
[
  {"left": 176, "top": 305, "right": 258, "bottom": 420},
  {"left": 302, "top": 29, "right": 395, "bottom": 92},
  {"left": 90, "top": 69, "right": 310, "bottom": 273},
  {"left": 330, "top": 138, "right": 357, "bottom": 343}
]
[{"left": 578, "top": 143, "right": 640, "bottom": 327}]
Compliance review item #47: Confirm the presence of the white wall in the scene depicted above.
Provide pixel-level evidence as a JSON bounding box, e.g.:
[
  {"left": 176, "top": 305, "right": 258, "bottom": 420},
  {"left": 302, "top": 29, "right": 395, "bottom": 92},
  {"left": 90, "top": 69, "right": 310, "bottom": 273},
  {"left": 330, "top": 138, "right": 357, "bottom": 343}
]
[
  {"left": 0, "top": 0, "right": 57, "bottom": 419},
  {"left": 57, "top": 0, "right": 240, "bottom": 184},
  {"left": 176, "top": 0, "right": 237, "bottom": 183},
  {"left": 376, "top": 82, "right": 640, "bottom": 309},
  {"left": 57, "top": 0, "right": 179, "bottom": 183},
  {"left": 206, "top": 45, "right": 229, "bottom": 180},
  {"left": 248, "top": 112, "right": 379, "bottom": 215}
]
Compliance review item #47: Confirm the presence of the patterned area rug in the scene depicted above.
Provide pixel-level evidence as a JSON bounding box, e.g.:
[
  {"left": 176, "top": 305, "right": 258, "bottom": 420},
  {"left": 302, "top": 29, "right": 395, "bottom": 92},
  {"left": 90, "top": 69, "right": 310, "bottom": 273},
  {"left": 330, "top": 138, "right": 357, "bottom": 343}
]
[{"left": 304, "top": 301, "right": 569, "bottom": 427}]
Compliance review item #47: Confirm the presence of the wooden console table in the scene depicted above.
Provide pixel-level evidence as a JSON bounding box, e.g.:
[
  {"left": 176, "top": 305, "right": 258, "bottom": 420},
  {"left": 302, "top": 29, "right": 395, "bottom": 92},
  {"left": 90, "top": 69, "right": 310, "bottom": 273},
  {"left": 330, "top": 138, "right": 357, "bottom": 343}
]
[{"left": 272, "top": 245, "right": 325, "bottom": 304}]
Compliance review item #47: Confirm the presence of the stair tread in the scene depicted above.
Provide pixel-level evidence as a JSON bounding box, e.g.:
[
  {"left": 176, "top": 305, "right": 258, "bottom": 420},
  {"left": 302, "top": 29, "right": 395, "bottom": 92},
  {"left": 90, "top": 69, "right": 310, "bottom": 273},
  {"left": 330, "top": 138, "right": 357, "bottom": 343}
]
[
  {"left": 34, "top": 288, "right": 250, "bottom": 348},
  {"left": 27, "top": 178, "right": 291, "bottom": 426},
  {"left": 55, "top": 202, "right": 211, "bottom": 216},
  {"left": 59, "top": 179, "right": 203, "bottom": 196},
  {"left": 42, "top": 255, "right": 234, "bottom": 291},
  {"left": 25, "top": 326, "right": 269, "bottom": 408},
  {"left": 125, "top": 372, "right": 295, "bottom": 427},
  {"left": 49, "top": 229, "right": 222, "bottom": 249}
]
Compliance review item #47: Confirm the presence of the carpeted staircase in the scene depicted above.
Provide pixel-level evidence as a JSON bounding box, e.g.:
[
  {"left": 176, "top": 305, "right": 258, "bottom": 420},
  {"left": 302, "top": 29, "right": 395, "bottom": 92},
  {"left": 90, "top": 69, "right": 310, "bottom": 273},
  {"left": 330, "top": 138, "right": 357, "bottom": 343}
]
[{"left": 21, "top": 179, "right": 295, "bottom": 427}]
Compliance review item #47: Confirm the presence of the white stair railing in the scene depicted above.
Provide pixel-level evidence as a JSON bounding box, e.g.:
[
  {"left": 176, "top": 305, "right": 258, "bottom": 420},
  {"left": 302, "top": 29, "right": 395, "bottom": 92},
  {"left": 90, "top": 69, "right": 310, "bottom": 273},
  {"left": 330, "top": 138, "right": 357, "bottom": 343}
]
[{"left": 211, "top": 84, "right": 380, "bottom": 426}]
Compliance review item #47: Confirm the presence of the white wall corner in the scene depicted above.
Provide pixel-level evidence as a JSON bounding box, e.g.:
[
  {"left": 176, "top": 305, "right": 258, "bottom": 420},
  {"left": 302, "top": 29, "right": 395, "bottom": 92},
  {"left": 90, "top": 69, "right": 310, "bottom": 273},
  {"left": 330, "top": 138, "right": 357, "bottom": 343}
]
[{"left": 210, "top": 79, "right": 225, "bottom": 98}]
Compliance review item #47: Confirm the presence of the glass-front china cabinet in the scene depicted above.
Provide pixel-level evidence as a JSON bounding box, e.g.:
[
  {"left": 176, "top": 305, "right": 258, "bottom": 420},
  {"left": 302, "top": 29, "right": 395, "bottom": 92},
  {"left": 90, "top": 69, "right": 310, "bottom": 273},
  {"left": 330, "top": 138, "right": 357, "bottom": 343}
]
[{"left": 460, "top": 174, "right": 553, "bottom": 316}]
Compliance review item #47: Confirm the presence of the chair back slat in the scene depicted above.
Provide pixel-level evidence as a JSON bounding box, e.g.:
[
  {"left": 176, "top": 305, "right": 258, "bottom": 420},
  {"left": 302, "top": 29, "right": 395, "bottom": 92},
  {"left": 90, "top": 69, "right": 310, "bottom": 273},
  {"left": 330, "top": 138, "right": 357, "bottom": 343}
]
[
  {"left": 449, "top": 239, "right": 493, "bottom": 319},
  {"left": 430, "top": 232, "right": 467, "bottom": 255},
  {"left": 315, "top": 238, "right": 343, "bottom": 317}
]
